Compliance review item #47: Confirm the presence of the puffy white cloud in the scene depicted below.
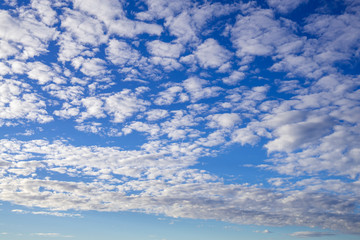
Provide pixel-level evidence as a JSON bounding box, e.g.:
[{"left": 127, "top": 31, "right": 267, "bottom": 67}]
[
  {"left": 222, "top": 70, "right": 245, "bottom": 85},
  {"left": 304, "top": 12, "right": 360, "bottom": 63},
  {"left": 108, "top": 19, "right": 163, "bottom": 38},
  {"left": 149, "top": 56, "right": 182, "bottom": 71},
  {"left": 72, "top": 0, "right": 125, "bottom": 25},
  {"left": 195, "top": 38, "right": 232, "bottom": 68},
  {"left": 265, "top": 116, "right": 334, "bottom": 153},
  {"left": 31, "top": 0, "right": 58, "bottom": 26},
  {"left": 146, "top": 40, "right": 184, "bottom": 71},
  {"left": 106, "top": 39, "right": 140, "bottom": 65},
  {"left": 78, "top": 96, "right": 105, "bottom": 121},
  {"left": 123, "top": 121, "right": 160, "bottom": 137},
  {"left": 159, "top": 110, "right": 200, "bottom": 140},
  {"left": 183, "top": 77, "right": 222, "bottom": 102},
  {"left": 145, "top": 109, "right": 169, "bottom": 121},
  {"left": 0, "top": 9, "right": 56, "bottom": 59},
  {"left": 105, "top": 89, "right": 150, "bottom": 123},
  {"left": 136, "top": 0, "right": 189, "bottom": 21},
  {"left": 0, "top": 79, "right": 52, "bottom": 124},
  {"left": 60, "top": 8, "right": 107, "bottom": 46},
  {"left": 231, "top": 8, "right": 298, "bottom": 60},
  {"left": 154, "top": 85, "right": 186, "bottom": 105},
  {"left": 207, "top": 113, "right": 241, "bottom": 129},
  {"left": 54, "top": 103, "right": 80, "bottom": 119},
  {"left": 79, "top": 58, "right": 108, "bottom": 76},
  {"left": 224, "top": 86, "right": 269, "bottom": 114},
  {"left": 26, "top": 62, "right": 60, "bottom": 85},
  {"left": 196, "top": 130, "right": 226, "bottom": 147},
  {"left": 165, "top": 11, "right": 198, "bottom": 44},
  {"left": 231, "top": 127, "right": 260, "bottom": 146},
  {"left": 44, "top": 85, "right": 83, "bottom": 101},
  {"left": 147, "top": 40, "right": 183, "bottom": 58},
  {"left": 0, "top": 40, "right": 18, "bottom": 59},
  {"left": 72, "top": 0, "right": 162, "bottom": 38}
]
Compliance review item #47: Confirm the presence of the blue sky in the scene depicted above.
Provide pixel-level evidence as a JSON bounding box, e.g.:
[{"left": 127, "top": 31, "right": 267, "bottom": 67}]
[{"left": 0, "top": 0, "right": 360, "bottom": 239}]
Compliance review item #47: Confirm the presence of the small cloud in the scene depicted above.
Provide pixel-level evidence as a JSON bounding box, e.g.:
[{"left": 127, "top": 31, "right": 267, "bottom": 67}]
[
  {"left": 15, "top": 129, "right": 35, "bottom": 136},
  {"left": 31, "top": 233, "right": 73, "bottom": 238},
  {"left": 11, "top": 209, "right": 28, "bottom": 214},
  {"left": 31, "top": 211, "right": 82, "bottom": 218},
  {"left": 290, "top": 231, "right": 336, "bottom": 238},
  {"left": 11, "top": 209, "right": 81, "bottom": 218},
  {"left": 254, "top": 229, "right": 272, "bottom": 234},
  {"left": 32, "top": 233, "right": 61, "bottom": 237}
]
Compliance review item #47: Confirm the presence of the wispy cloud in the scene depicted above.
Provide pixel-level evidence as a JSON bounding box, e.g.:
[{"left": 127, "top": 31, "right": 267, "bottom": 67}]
[{"left": 290, "top": 231, "right": 336, "bottom": 238}]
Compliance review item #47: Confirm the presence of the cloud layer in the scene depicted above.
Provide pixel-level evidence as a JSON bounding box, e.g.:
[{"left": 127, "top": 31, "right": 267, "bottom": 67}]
[{"left": 0, "top": 0, "right": 360, "bottom": 235}]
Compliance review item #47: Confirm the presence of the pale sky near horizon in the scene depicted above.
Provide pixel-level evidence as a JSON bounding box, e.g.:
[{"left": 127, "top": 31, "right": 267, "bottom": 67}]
[{"left": 0, "top": 0, "right": 360, "bottom": 239}]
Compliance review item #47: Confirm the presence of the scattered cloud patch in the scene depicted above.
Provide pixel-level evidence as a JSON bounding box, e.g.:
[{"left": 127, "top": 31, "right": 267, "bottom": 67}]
[{"left": 289, "top": 231, "right": 336, "bottom": 238}]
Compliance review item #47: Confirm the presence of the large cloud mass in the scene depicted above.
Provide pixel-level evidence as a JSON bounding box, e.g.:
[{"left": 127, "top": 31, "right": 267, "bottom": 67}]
[{"left": 0, "top": 0, "right": 360, "bottom": 235}]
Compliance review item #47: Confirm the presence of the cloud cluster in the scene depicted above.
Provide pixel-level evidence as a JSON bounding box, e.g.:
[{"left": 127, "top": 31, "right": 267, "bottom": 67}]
[{"left": 0, "top": 0, "right": 359, "bottom": 235}]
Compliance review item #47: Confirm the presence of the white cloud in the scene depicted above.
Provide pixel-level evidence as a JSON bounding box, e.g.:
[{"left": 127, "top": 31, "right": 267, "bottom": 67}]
[
  {"left": 75, "top": 122, "right": 103, "bottom": 134},
  {"left": 222, "top": 70, "right": 245, "bottom": 85},
  {"left": 265, "top": 116, "right": 334, "bottom": 153},
  {"left": 195, "top": 38, "right": 232, "bottom": 68},
  {"left": 12, "top": 208, "right": 82, "bottom": 218},
  {"left": 60, "top": 8, "right": 107, "bottom": 46},
  {"left": 231, "top": 127, "right": 260, "bottom": 146},
  {"left": 196, "top": 130, "right": 226, "bottom": 147},
  {"left": 54, "top": 103, "right": 80, "bottom": 119},
  {"left": 145, "top": 40, "right": 184, "bottom": 71},
  {"left": 72, "top": 0, "right": 124, "bottom": 25},
  {"left": 159, "top": 110, "right": 200, "bottom": 140},
  {"left": 26, "top": 62, "right": 58, "bottom": 85},
  {"left": 31, "top": 232, "right": 74, "bottom": 238},
  {"left": 0, "top": 138, "right": 360, "bottom": 233},
  {"left": 0, "top": 0, "right": 359, "bottom": 235},
  {"left": 254, "top": 229, "right": 272, "bottom": 234},
  {"left": 147, "top": 40, "right": 183, "bottom": 58},
  {"left": 183, "top": 77, "right": 222, "bottom": 102},
  {"left": 304, "top": 12, "right": 360, "bottom": 64},
  {"left": 289, "top": 231, "right": 335, "bottom": 238},
  {"left": 31, "top": 0, "right": 58, "bottom": 26},
  {"left": 71, "top": 0, "right": 163, "bottom": 39},
  {"left": 136, "top": 0, "right": 189, "bottom": 21},
  {"left": 78, "top": 97, "right": 105, "bottom": 121},
  {"left": 0, "top": 40, "right": 18, "bottom": 59},
  {"left": 123, "top": 121, "right": 160, "bottom": 137},
  {"left": 154, "top": 85, "right": 185, "bottom": 105},
  {"left": 75, "top": 58, "right": 107, "bottom": 77},
  {"left": 145, "top": 109, "right": 169, "bottom": 121},
  {"left": 231, "top": 8, "right": 298, "bottom": 60},
  {"left": 149, "top": 56, "right": 182, "bottom": 71},
  {"left": 166, "top": 11, "right": 198, "bottom": 44},
  {"left": 0, "top": 79, "right": 52, "bottom": 124},
  {"left": 266, "top": 0, "right": 309, "bottom": 14},
  {"left": 105, "top": 89, "right": 150, "bottom": 123},
  {"left": 207, "top": 113, "right": 241, "bottom": 129},
  {"left": 106, "top": 39, "right": 140, "bottom": 65},
  {"left": 0, "top": 8, "right": 56, "bottom": 59},
  {"left": 44, "top": 85, "right": 83, "bottom": 101},
  {"left": 109, "top": 19, "right": 163, "bottom": 38}
]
